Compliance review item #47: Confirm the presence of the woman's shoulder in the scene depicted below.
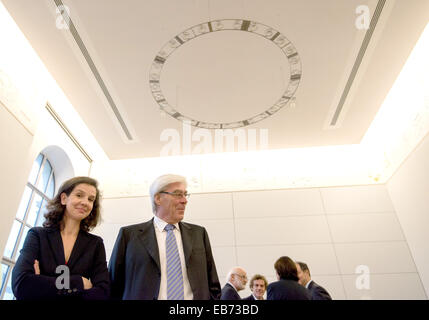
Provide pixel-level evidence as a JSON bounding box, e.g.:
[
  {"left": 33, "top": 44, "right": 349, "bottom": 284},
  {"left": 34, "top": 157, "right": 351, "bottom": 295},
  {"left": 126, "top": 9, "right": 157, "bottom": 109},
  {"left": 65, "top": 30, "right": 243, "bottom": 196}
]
[
  {"left": 29, "top": 226, "right": 57, "bottom": 234},
  {"left": 82, "top": 230, "right": 105, "bottom": 243}
]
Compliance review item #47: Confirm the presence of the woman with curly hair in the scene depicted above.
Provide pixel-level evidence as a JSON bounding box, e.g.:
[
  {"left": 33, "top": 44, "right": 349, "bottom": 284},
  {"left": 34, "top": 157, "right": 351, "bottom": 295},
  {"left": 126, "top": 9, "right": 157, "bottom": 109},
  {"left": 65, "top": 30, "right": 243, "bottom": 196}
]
[{"left": 12, "top": 176, "right": 110, "bottom": 300}]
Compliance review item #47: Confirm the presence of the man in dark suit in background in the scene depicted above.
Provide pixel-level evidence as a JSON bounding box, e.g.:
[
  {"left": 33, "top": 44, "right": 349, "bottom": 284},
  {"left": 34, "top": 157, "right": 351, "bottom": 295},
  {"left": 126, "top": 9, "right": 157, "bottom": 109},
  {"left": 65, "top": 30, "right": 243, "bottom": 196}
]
[
  {"left": 243, "top": 274, "right": 268, "bottom": 300},
  {"left": 109, "top": 174, "right": 221, "bottom": 300},
  {"left": 267, "top": 256, "right": 310, "bottom": 300},
  {"left": 296, "top": 261, "right": 332, "bottom": 300},
  {"left": 221, "top": 267, "right": 248, "bottom": 300}
]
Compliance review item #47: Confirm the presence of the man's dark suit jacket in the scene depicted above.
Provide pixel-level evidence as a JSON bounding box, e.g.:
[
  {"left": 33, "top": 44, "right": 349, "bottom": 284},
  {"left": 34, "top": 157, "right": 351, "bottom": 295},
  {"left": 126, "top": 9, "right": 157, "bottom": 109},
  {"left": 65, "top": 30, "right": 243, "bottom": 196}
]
[
  {"left": 308, "top": 280, "right": 332, "bottom": 300},
  {"left": 242, "top": 294, "right": 256, "bottom": 300},
  {"left": 108, "top": 219, "right": 221, "bottom": 300},
  {"left": 220, "top": 283, "right": 241, "bottom": 300},
  {"left": 267, "top": 279, "right": 311, "bottom": 300},
  {"left": 12, "top": 227, "right": 110, "bottom": 300}
]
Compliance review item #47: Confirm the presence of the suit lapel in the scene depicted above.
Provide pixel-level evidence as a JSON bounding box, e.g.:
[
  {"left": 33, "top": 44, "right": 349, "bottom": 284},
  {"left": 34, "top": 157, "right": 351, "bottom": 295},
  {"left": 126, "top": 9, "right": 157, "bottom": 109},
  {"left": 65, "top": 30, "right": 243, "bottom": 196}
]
[
  {"left": 139, "top": 219, "right": 161, "bottom": 270},
  {"left": 46, "top": 228, "right": 66, "bottom": 266},
  {"left": 179, "top": 222, "right": 193, "bottom": 265}
]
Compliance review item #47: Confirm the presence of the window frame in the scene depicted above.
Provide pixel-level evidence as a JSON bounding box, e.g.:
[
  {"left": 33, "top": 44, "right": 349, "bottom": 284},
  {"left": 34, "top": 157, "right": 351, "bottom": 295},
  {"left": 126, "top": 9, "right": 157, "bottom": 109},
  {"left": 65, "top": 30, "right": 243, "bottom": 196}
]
[{"left": 0, "top": 153, "right": 55, "bottom": 300}]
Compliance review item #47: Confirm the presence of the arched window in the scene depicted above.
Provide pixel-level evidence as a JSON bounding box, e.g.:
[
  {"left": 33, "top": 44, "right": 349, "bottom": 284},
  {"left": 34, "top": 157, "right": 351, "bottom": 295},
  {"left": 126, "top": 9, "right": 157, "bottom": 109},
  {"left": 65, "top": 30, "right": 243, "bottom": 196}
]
[{"left": 0, "top": 153, "right": 56, "bottom": 300}]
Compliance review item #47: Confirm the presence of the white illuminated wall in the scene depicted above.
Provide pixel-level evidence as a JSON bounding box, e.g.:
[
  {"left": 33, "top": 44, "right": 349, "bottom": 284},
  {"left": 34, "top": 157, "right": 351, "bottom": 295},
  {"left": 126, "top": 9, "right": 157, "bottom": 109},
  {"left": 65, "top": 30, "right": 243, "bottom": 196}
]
[
  {"left": 387, "top": 130, "right": 429, "bottom": 299},
  {"left": 0, "top": 2, "right": 103, "bottom": 258},
  {"left": 91, "top": 180, "right": 427, "bottom": 300}
]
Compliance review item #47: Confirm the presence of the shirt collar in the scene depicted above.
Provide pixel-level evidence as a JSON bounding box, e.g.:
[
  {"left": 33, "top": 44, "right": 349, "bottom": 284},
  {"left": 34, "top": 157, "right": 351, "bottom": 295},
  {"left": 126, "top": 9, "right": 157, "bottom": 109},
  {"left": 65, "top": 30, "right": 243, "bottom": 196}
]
[
  {"left": 252, "top": 293, "right": 263, "bottom": 300},
  {"left": 153, "top": 215, "right": 179, "bottom": 232},
  {"left": 305, "top": 279, "right": 313, "bottom": 289}
]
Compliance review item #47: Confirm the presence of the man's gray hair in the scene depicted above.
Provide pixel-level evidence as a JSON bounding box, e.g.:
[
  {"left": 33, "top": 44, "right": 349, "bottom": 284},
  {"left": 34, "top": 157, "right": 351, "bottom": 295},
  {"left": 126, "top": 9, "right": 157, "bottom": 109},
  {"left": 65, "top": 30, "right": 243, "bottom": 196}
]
[
  {"left": 149, "top": 174, "right": 187, "bottom": 213},
  {"left": 226, "top": 267, "right": 245, "bottom": 282}
]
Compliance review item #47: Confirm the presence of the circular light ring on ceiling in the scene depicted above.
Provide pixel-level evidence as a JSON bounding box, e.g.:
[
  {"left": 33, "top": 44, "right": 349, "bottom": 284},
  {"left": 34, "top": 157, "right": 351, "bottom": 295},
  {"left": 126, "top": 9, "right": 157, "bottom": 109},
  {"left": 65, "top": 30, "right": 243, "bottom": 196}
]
[{"left": 149, "top": 19, "right": 302, "bottom": 129}]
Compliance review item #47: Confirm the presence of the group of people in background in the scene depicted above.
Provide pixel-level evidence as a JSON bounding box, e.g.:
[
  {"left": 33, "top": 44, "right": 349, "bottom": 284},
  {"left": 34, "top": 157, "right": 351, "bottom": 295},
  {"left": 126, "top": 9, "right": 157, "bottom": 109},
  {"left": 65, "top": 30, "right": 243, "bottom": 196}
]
[
  {"left": 11, "top": 174, "right": 331, "bottom": 300},
  {"left": 221, "top": 259, "right": 331, "bottom": 300}
]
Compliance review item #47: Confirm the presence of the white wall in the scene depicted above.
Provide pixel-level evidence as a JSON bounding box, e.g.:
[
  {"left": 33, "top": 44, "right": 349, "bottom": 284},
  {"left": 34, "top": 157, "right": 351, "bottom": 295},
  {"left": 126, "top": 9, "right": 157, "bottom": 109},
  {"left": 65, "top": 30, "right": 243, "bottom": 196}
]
[
  {"left": 0, "top": 101, "right": 92, "bottom": 256},
  {"left": 0, "top": 1, "right": 46, "bottom": 255},
  {"left": 92, "top": 183, "right": 426, "bottom": 300},
  {"left": 0, "top": 55, "right": 93, "bottom": 256},
  {"left": 387, "top": 132, "right": 429, "bottom": 298},
  {"left": 0, "top": 103, "right": 34, "bottom": 259},
  {"left": 0, "top": 70, "right": 91, "bottom": 259},
  {"left": 0, "top": 1, "right": 93, "bottom": 257}
]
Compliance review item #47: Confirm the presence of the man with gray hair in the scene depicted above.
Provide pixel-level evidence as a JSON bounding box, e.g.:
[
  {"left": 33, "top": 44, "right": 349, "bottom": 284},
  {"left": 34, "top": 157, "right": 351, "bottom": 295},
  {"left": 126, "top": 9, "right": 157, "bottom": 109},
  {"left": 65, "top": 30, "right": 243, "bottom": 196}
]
[
  {"left": 109, "top": 174, "right": 221, "bottom": 300},
  {"left": 221, "top": 267, "right": 248, "bottom": 300}
]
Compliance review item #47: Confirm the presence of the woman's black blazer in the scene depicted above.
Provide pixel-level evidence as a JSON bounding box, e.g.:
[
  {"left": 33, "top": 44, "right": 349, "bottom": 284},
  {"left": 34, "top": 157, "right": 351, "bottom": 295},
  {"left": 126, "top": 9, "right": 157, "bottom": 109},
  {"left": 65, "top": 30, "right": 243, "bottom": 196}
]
[{"left": 12, "top": 227, "right": 110, "bottom": 300}]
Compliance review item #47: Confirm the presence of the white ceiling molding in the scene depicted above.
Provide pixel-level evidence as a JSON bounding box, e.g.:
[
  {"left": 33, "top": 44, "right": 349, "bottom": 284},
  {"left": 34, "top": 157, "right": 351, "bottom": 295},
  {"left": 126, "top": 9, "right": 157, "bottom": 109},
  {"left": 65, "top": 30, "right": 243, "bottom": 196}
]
[
  {"left": 53, "top": 0, "right": 135, "bottom": 142},
  {"left": 329, "top": 0, "right": 386, "bottom": 127}
]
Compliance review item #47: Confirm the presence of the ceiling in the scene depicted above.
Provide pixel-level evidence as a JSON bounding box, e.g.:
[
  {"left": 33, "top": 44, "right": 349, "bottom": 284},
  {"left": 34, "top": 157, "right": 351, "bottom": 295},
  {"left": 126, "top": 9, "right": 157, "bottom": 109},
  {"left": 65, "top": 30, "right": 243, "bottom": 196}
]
[{"left": 2, "top": 0, "right": 429, "bottom": 159}]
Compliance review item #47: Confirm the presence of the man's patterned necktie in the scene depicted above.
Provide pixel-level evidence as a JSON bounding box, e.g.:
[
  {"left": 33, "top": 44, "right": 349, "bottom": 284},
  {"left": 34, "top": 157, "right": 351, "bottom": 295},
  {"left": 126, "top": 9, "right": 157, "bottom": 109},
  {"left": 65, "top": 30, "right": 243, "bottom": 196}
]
[{"left": 165, "top": 224, "right": 184, "bottom": 300}]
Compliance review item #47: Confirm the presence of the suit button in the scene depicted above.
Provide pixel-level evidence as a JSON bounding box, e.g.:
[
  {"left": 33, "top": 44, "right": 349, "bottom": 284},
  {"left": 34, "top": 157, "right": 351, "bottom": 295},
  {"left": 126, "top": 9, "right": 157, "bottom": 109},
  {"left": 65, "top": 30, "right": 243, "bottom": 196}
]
[{"left": 68, "top": 289, "right": 72, "bottom": 293}]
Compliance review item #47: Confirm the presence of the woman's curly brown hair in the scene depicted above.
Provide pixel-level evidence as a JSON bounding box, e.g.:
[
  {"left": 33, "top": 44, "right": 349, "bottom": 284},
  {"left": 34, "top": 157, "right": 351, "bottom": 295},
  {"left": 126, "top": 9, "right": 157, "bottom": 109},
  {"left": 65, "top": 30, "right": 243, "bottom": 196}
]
[{"left": 43, "top": 176, "right": 102, "bottom": 232}]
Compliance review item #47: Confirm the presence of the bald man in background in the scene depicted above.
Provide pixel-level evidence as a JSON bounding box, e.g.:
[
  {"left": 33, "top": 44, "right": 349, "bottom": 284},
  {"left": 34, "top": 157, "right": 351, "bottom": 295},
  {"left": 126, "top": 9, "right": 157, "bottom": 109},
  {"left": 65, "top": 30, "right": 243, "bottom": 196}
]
[{"left": 221, "top": 267, "right": 248, "bottom": 300}]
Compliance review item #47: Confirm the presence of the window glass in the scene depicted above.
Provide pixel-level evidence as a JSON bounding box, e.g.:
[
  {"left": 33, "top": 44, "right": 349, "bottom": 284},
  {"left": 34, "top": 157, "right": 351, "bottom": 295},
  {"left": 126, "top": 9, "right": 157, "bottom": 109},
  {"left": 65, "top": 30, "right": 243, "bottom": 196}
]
[
  {"left": 0, "top": 264, "right": 9, "bottom": 292},
  {"left": 15, "top": 226, "right": 30, "bottom": 260},
  {"left": 28, "top": 154, "right": 43, "bottom": 185},
  {"left": 35, "top": 198, "right": 48, "bottom": 227},
  {"left": 1, "top": 152, "right": 58, "bottom": 300},
  {"left": 2, "top": 276, "right": 14, "bottom": 300},
  {"left": 15, "top": 186, "right": 32, "bottom": 221},
  {"left": 46, "top": 173, "right": 55, "bottom": 198},
  {"left": 3, "top": 220, "right": 22, "bottom": 259},
  {"left": 27, "top": 193, "right": 43, "bottom": 227},
  {"left": 36, "top": 159, "right": 52, "bottom": 192}
]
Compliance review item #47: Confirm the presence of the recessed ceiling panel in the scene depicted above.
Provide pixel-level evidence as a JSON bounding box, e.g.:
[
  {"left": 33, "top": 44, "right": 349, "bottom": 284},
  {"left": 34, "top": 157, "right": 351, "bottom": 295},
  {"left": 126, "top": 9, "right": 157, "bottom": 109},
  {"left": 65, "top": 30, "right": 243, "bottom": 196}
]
[
  {"left": 151, "top": 19, "right": 299, "bottom": 128},
  {"left": 2, "top": 0, "right": 428, "bottom": 159}
]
